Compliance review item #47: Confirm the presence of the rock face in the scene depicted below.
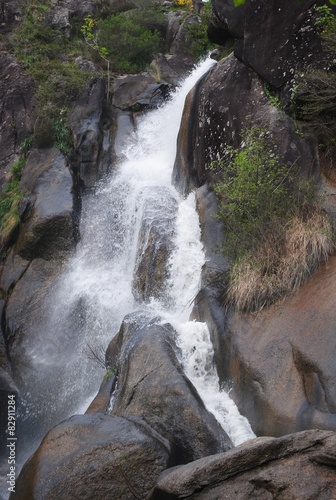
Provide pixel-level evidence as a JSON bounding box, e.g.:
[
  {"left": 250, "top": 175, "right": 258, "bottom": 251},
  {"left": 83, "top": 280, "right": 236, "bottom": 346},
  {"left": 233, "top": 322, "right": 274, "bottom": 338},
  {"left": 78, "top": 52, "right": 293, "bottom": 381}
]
[
  {"left": 172, "top": 0, "right": 336, "bottom": 440},
  {"left": 148, "top": 429, "right": 336, "bottom": 499},
  {"left": 15, "top": 148, "right": 75, "bottom": 260},
  {"left": 0, "top": 52, "right": 33, "bottom": 185},
  {"left": 173, "top": 53, "right": 319, "bottom": 196},
  {"left": 132, "top": 188, "right": 177, "bottom": 305},
  {"left": 108, "top": 312, "right": 232, "bottom": 464},
  {"left": 209, "top": 0, "right": 336, "bottom": 88},
  {"left": 13, "top": 413, "right": 172, "bottom": 500},
  {"left": 220, "top": 256, "right": 336, "bottom": 437},
  {"left": 69, "top": 78, "right": 111, "bottom": 189}
]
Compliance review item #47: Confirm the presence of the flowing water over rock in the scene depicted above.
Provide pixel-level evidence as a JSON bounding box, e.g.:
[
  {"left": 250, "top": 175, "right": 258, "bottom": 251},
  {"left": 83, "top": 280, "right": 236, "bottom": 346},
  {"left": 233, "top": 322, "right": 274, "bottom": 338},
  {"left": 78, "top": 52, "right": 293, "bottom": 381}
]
[{"left": 14, "top": 59, "right": 255, "bottom": 471}]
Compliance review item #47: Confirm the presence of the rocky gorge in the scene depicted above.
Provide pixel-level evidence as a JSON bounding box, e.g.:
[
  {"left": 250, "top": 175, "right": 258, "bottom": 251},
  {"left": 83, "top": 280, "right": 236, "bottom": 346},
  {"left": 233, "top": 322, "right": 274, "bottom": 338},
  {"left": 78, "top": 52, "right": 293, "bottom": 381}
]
[{"left": 1, "top": 0, "right": 336, "bottom": 498}]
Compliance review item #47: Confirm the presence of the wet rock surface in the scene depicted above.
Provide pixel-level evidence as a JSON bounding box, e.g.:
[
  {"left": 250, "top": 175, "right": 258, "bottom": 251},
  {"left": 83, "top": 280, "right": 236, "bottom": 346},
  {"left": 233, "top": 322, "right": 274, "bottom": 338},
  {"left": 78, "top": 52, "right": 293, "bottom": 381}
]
[
  {"left": 13, "top": 413, "right": 172, "bottom": 500},
  {"left": 148, "top": 429, "right": 336, "bottom": 499},
  {"left": 108, "top": 312, "right": 233, "bottom": 464},
  {"left": 132, "top": 188, "right": 178, "bottom": 305},
  {"left": 15, "top": 148, "right": 75, "bottom": 260},
  {"left": 173, "top": 54, "right": 319, "bottom": 196},
  {"left": 209, "top": 0, "right": 336, "bottom": 88}
]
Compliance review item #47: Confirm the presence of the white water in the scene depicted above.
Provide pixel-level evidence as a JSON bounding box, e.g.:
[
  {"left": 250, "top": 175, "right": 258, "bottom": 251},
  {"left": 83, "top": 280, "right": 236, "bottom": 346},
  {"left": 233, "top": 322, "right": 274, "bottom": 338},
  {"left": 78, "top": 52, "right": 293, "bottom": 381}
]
[{"left": 18, "top": 58, "right": 255, "bottom": 448}]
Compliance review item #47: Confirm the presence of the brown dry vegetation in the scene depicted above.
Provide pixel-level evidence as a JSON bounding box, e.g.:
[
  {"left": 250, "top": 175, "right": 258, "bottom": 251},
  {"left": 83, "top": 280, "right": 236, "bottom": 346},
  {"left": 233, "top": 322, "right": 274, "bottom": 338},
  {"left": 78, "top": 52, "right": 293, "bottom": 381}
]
[{"left": 226, "top": 210, "right": 335, "bottom": 312}]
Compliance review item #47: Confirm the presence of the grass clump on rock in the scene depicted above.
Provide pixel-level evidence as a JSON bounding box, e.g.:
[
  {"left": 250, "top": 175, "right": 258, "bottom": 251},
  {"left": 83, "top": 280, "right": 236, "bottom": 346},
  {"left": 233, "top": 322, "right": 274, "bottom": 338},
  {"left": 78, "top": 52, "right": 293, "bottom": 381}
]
[{"left": 211, "top": 126, "right": 335, "bottom": 312}]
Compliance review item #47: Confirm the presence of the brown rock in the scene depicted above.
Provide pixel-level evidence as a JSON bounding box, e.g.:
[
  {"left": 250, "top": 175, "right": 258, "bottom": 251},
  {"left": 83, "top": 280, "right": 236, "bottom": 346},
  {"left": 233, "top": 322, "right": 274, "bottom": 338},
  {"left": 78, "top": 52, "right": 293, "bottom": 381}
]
[
  {"left": 224, "top": 256, "right": 336, "bottom": 436},
  {"left": 148, "top": 429, "right": 336, "bottom": 499},
  {"left": 109, "top": 312, "right": 232, "bottom": 464},
  {"left": 14, "top": 413, "right": 172, "bottom": 500}
]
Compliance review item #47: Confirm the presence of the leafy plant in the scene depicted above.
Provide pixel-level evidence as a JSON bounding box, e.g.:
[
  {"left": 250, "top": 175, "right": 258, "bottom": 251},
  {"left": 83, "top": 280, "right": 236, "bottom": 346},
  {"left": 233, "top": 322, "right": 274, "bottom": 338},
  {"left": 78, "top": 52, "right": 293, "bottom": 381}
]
[
  {"left": 211, "top": 126, "right": 334, "bottom": 311},
  {"left": 9, "top": 1, "right": 96, "bottom": 152},
  {"left": 186, "top": 2, "right": 218, "bottom": 60},
  {"left": 97, "top": 9, "right": 165, "bottom": 73}
]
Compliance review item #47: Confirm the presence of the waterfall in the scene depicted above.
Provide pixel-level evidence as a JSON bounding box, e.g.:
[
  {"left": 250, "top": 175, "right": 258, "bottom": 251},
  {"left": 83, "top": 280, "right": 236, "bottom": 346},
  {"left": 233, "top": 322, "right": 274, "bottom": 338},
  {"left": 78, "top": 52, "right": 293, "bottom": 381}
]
[{"left": 17, "top": 58, "right": 255, "bottom": 455}]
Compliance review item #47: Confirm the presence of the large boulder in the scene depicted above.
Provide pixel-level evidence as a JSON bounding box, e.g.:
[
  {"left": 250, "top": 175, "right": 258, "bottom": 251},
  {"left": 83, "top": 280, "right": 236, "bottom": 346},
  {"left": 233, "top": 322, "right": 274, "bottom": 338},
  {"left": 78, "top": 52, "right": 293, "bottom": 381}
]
[
  {"left": 222, "top": 256, "right": 336, "bottom": 437},
  {"left": 148, "top": 429, "right": 336, "bottom": 499},
  {"left": 173, "top": 54, "right": 319, "bottom": 196},
  {"left": 209, "top": 0, "right": 336, "bottom": 88},
  {"left": 13, "top": 413, "right": 172, "bottom": 500},
  {"left": 132, "top": 187, "right": 177, "bottom": 305},
  {"left": 69, "top": 78, "right": 111, "bottom": 189},
  {"left": 108, "top": 312, "right": 232, "bottom": 464},
  {"left": 15, "top": 148, "right": 75, "bottom": 260}
]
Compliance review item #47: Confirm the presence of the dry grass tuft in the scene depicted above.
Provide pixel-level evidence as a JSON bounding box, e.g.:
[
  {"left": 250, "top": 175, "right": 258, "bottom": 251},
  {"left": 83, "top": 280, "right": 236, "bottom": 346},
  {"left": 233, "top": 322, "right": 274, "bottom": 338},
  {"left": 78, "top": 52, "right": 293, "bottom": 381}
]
[{"left": 226, "top": 210, "right": 335, "bottom": 312}]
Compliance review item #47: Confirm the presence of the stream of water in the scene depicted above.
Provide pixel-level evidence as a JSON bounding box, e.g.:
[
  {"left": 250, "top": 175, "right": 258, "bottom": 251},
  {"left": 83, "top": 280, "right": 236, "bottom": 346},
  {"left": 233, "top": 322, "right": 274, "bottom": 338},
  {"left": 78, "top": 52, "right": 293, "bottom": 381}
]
[{"left": 16, "top": 58, "right": 255, "bottom": 471}]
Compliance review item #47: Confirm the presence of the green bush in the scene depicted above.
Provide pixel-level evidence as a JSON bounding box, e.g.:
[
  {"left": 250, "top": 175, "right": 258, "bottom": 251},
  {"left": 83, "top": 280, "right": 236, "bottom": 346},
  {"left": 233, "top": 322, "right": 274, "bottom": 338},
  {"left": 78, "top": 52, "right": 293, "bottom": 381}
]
[
  {"left": 211, "top": 126, "right": 334, "bottom": 311},
  {"left": 186, "top": 3, "right": 218, "bottom": 60},
  {"left": 9, "top": 1, "right": 96, "bottom": 152},
  {"left": 98, "top": 9, "right": 165, "bottom": 73}
]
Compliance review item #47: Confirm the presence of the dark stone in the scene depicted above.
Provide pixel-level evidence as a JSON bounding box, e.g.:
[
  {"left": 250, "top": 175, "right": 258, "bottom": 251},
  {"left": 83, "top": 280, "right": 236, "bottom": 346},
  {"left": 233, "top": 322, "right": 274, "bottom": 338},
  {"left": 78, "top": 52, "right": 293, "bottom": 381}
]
[
  {"left": 13, "top": 413, "right": 172, "bottom": 500},
  {"left": 0, "top": 1, "right": 22, "bottom": 33},
  {"left": 69, "top": 78, "right": 111, "bottom": 189},
  {"left": 109, "top": 312, "right": 232, "bottom": 464},
  {"left": 113, "top": 74, "right": 172, "bottom": 112},
  {"left": 16, "top": 148, "right": 75, "bottom": 260},
  {"left": 0, "top": 367, "right": 19, "bottom": 458},
  {"left": 111, "top": 109, "right": 136, "bottom": 163},
  {"left": 148, "top": 429, "right": 336, "bottom": 499},
  {"left": 0, "top": 249, "right": 30, "bottom": 294},
  {"left": 0, "top": 52, "right": 33, "bottom": 184},
  {"left": 85, "top": 375, "right": 117, "bottom": 414},
  {"left": 173, "top": 54, "right": 319, "bottom": 196},
  {"left": 219, "top": 256, "right": 336, "bottom": 437},
  {"left": 209, "top": 0, "right": 336, "bottom": 88},
  {"left": 132, "top": 187, "right": 178, "bottom": 305}
]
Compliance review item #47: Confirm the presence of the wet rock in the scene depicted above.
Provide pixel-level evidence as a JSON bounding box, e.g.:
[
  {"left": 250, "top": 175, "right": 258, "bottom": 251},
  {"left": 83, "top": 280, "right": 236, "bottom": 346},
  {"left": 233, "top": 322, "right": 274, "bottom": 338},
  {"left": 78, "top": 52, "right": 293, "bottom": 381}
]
[
  {"left": 221, "top": 256, "right": 336, "bottom": 437},
  {"left": 148, "top": 429, "right": 336, "bottom": 499},
  {"left": 109, "top": 312, "right": 232, "bottom": 464},
  {"left": 15, "top": 148, "right": 75, "bottom": 260},
  {"left": 111, "top": 109, "right": 136, "bottom": 163},
  {"left": 173, "top": 54, "right": 318, "bottom": 196},
  {"left": 0, "top": 249, "right": 30, "bottom": 294},
  {"left": 113, "top": 73, "right": 172, "bottom": 112},
  {"left": 69, "top": 78, "right": 111, "bottom": 189},
  {"left": 14, "top": 413, "right": 172, "bottom": 500},
  {"left": 0, "top": 52, "right": 33, "bottom": 184},
  {"left": 85, "top": 375, "right": 116, "bottom": 414},
  {"left": 132, "top": 188, "right": 178, "bottom": 305},
  {"left": 0, "top": 1, "right": 22, "bottom": 33},
  {"left": 209, "top": 0, "right": 336, "bottom": 88}
]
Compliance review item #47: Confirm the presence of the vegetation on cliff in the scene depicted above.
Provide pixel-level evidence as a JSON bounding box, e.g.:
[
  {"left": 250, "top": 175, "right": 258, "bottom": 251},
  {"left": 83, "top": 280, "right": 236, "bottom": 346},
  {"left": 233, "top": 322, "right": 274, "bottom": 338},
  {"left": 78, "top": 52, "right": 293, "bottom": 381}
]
[{"left": 212, "top": 127, "right": 335, "bottom": 312}]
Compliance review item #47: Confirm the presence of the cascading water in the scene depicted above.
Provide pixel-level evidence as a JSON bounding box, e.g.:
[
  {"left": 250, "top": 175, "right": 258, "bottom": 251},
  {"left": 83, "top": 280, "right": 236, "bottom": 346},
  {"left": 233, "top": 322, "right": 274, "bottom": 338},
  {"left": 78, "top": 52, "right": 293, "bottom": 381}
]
[{"left": 17, "top": 57, "right": 255, "bottom": 462}]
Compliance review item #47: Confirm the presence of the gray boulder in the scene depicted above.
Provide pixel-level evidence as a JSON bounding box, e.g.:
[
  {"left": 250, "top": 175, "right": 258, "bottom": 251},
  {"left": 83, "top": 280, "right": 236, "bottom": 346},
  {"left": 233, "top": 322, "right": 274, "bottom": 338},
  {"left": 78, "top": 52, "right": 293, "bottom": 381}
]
[
  {"left": 209, "top": 0, "right": 336, "bottom": 88},
  {"left": 108, "top": 312, "right": 232, "bottom": 464},
  {"left": 173, "top": 54, "right": 319, "bottom": 196},
  {"left": 13, "top": 413, "right": 171, "bottom": 500},
  {"left": 148, "top": 429, "right": 336, "bottom": 499},
  {"left": 132, "top": 188, "right": 177, "bottom": 305},
  {"left": 16, "top": 148, "right": 75, "bottom": 261},
  {"left": 69, "top": 78, "right": 111, "bottom": 189}
]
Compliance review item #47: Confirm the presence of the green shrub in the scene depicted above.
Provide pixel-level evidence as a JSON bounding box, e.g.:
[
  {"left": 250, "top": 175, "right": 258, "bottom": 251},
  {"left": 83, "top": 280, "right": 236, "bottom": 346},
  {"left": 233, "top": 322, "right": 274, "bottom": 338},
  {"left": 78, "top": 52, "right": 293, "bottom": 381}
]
[
  {"left": 98, "top": 9, "right": 165, "bottom": 73},
  {"left": 186, "top": 2, "right": 218, "bottom": 60},
  {"left": 211, "top": 126, "right": 335, "bottom": 311}
]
